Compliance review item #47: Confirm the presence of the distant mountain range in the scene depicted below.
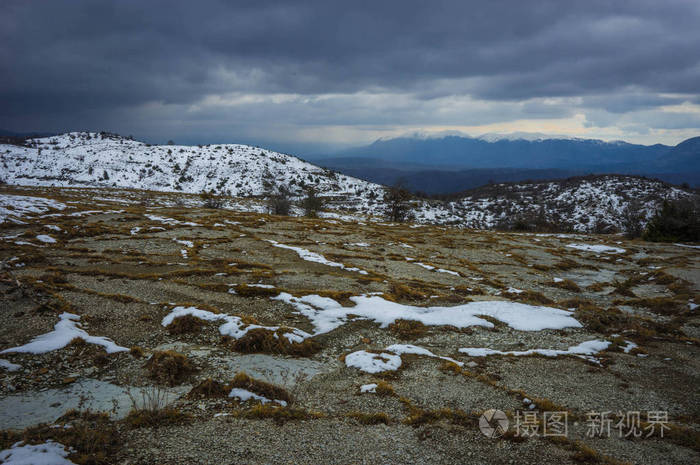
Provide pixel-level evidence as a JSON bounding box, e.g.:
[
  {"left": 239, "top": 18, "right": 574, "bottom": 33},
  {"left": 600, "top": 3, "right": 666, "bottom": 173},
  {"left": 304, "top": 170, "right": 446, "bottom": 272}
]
[{"left": 312, "top": 134, "right": 700, "bottom": 193}]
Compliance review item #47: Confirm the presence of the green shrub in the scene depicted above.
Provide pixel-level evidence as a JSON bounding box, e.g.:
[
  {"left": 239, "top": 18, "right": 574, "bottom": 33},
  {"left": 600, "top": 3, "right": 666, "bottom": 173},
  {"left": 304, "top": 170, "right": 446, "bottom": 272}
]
[{"left": 643, "top": 198, "right": 700, "bottom": 242}]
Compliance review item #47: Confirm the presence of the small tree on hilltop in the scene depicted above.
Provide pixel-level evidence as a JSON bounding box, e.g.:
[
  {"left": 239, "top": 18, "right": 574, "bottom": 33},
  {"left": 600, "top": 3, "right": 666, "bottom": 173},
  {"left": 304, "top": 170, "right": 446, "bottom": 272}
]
[
  {"left": 621, "top": 200, "right": 644, "bottom": 239},
  {"left": 301, "top": 187, "right": 324, "bottom": 217},
  {"left": 384, "top": 182, "right": 413, "bottom": 222},
  {"left": 267, "top": 184, "right": 292, "bottom": 216},
  {"left": 200, "top": 189, "right": 224, "bottom": 209}
]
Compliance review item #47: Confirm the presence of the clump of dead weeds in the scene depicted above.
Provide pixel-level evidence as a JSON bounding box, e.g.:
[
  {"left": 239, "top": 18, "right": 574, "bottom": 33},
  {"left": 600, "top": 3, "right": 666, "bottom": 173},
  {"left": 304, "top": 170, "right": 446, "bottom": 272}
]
[
  {"left": 144, "top": 350, "right": 196, "bottom": 385},
  {"left": 235, "top": 283, "right": 279, "bottom": 298},
  {"left": 166, "top": 314, "right": 207, "bottom": 334},
  {"left": 124, "top": 406, "right": 191, "bottom": 429},
  {"left": 506, "top": 289, "right": 554, "bottom": 306},
  {"left": 229, "top": 372, "right": 292, "bottom": 404},
  {"left": 0, "top": 410, "right": 120, "bottom": 465},
  {"left": 347, "top": 411, "right": 391, "bottom": 425},
  {"left": 389, "top": 319, "right": 428, "bottom": 340},
  {"left": 621, "top": 297, "right": 684, "bottom": 315},
  {"left": 400, "top": 400, "right": 476, "bottom": 428},
  {"left": 552, "top": 279, "right": 581, "bottom": 292},
  {"left": 186, "top": 378, "right": 231, "bottom": 399},
  {"left": 229, "top": 328, "right": 321, "bottom": 357}
]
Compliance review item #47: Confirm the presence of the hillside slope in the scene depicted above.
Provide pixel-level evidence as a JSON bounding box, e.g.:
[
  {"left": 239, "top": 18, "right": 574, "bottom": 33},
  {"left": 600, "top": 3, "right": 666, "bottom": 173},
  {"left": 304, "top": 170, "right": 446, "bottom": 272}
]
[
  {"left": 0, "top": 132, "right": 694, "bottom": 233},
  {"left": 430, "top": 175, "right": 692, "bottom": 232},
  {"left": 0, "top": 131, "right": 384, "bottom": 204}
]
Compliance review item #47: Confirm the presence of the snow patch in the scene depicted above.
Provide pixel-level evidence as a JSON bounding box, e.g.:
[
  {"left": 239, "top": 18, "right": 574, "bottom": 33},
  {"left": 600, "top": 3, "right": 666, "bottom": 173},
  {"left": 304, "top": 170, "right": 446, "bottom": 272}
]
[
  {"left": 459, "top": 339, "right": 610, "bottom": 363},
  {"left": 0, "top": 194, "right": 67, "bottom": 224},
  {"left": 36, "top": 234, "right": 56, "bottom": 243},
  {"left": 267, "top": 240, "right": 368, "bottom": 274},
  {"left": 228, "top": 388, "right": 287, "bottom": 406},
  {"left": 0, "top": 441, "right": 75, "bottom": 465},
  {"left": 161, "top": 306, "right": 311, "bottom": 344},
  {"left": 385, "top": 343, "right": 463, "bottom": 366},
  {"left": 273, "top": 293, "right": 582, "bottom": 335},
  {"left": 0, "top": 313, "right": 128, "bottom": 355},
  {"left": 345, "top": 351, "right": 402, "bottom": 373},
  {"left": 567, "top": 243, "right": 625, "bottom": 254},
  {"left": 0, "top": 359, "right": 21, "bottom": 371}
]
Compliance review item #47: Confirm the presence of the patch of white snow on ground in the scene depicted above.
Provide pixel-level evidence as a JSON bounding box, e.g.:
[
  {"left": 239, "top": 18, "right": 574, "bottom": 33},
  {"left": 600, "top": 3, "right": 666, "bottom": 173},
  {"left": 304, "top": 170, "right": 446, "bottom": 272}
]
[
  {"left": 36, "top": 234, "right": 56, "bottom": 243},
  {"left": 145, "top": 214, "right": 199, "bottom": 227},
  {"left": 622, "top": 341, "right": 638, "bottom": 353},
  {"left": 161, "top": 306, "right": 311, "bottom": 343},
  {"left": 345, "top": 351, "right": 402, "bottom": 373},
  {"left": 0, "top": 359, "right": 21, "bottom": 371},
  {"left": 360, "top": 383, "right": 378, "bottom": 393},
  {"left": 273, "top": 294, "right": 582, "bottom": 334},
  {"left": 459, "top": 339, "right": 610, "bottom": 363},
  {"left": 0, "top": 194, "right": 67, "bottom": 224},
  {"left": 0, "top": 440, "right": 75, "bottom": 465},
  {"left": 267, "top": 240, "right": 368, "bottom": 274},
  {"left": 567, "top": 243, "right": 625, "bottom": 254},
  {"left": 0, "top": 312, "right": 128, "bottom": 355},
  {"left": 412, "top": 261, "right": 460, "bottom": 276},
  {"left": 385, "top": 344, "right": 463, "bottom": 366},
  {"left": 228, "top": 388, "right": 287, "bottom": 406}
]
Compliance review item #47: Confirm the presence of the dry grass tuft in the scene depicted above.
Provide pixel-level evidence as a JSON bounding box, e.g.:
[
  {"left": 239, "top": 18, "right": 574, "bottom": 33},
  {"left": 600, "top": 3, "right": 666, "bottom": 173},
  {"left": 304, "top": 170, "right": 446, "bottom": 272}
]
[
  {"left": 385, "top": 282, "right": 426, "bottom": 302},
  {"left": 144, "top": 350, "right": 196, "bottom": 385},
  {"left": 129, "top": 346, "right": 145, "bottom": 358},
  {"left": 574, "top": 304, "right": 629, "bottom": 334},
  {"left": 166, "top": 314, "right": 207, "bottom": 334},
  {"left": 388, "top": 319, "right": 428, "bottom": 340},
  {"left": 374, "top": 380, "right": 396, "bottom": 397},
  {"left": 507, "top": 289, "right": 554, "bottom": 306},
  {"left": 5, "top": 410, "right": 121, "bottom": 465},
  {"left": 624, "top": 297, "right": 683, "bottom": 315},
  {"left": 186, "top": 378, "right": 230, "bottom": 399},
  {"left": 552, "top": 279, "right": 582, "bottom": 292},
  {"left": 235, "top": 283, "right": 279, "bottom": 298},
  {"left": 586, "top": 281, "right": 610, "bottom": 292},
  {"left": 230, "top": 372, "right": 292, "bottom": 404},
  {"left": 230, "top": 328, "right": 321, "bottom": 357},
  {"left": 124, "top": 407, "right": 191, "bottom": 429}
]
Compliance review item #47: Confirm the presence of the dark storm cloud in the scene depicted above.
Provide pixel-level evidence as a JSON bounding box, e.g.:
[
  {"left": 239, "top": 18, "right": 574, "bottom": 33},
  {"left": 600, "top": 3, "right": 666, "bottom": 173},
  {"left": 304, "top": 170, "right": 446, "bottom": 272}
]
[{"left": 1, "top": 0, "right": 699, "bottom": 141}]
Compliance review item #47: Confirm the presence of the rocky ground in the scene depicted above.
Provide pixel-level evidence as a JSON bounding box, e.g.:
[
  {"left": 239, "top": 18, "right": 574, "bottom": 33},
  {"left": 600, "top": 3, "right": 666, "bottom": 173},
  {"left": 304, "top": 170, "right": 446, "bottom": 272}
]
[{"left": 0, "top": 185, "right": 698, "bottom": 465}]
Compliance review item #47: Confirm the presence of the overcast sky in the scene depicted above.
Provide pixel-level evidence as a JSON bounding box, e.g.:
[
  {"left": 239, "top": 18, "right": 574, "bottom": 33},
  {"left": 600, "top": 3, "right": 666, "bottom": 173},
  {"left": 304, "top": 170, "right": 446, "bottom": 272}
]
[{"left": 2, "top": 0, "right": 699, "bottom": 152}]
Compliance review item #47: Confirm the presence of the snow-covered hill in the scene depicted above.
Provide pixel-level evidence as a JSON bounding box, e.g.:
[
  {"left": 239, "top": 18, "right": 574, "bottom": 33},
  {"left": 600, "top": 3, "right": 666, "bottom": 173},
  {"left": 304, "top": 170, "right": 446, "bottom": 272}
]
[
  {"left": 0, "top": 131, "right": 384, "bottom": 203},
  {"left": 0, "top": 132, "right": 694, "bottom": 232},
  {"left": 419, "top": 175, "right": 693, "bottom": 232}
]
